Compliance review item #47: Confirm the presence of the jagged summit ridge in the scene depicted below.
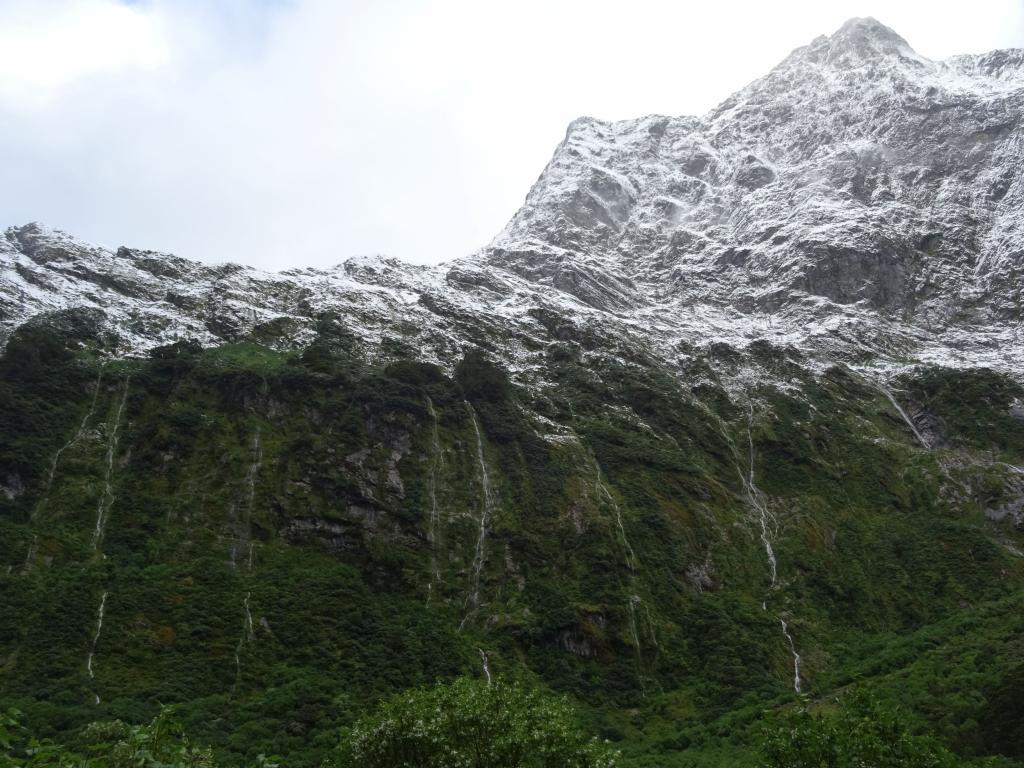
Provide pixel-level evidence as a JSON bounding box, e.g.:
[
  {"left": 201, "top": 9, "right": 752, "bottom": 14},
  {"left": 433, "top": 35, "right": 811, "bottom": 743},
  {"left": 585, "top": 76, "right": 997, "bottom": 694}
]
[
  {"left": 804, "top": 16, "right": 916, "bottom": 63},
  {"left": 1, "top": 19, "right": 1023, "bottom": 381},
  {"left": 489, "top": 18, "right": 1023, "bottom": 321}
]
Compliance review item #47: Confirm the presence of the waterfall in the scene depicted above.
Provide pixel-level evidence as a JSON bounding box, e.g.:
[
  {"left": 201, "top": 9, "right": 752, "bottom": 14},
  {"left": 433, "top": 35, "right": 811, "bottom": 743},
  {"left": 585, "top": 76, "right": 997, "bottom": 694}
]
[
  {"left": 25, "top": 366, "right": 106, "bottom": 573},
  {"left": 22, "top": 537, "right": 36, "bottom": 574},
  {"left": 875, "top": 382, "right": 930, "bottom": 449},
  {"left": 229, "top": 428, "right": 262, "bottom": 568},
  {"left": 779, "top": 618, "right": 802, "bottom": 693},
  {"left": 627, "top": 594, "right": 647, "bottom": 695},
  {"left": 244, "top": 592, "right": 254, "bottom": 639},
  {"left": 741, "top": 406, "right": 778, "bottom": 586},
  {"left": 86, "top": 590, "right": 108, "bottom": 704},
  {"left": 232, "top": 428, "right": 262, "bottom": 688},
  {"left": 478, "top": 648, "right": 491, "bottom": 685},
  {"left": 44, "top": 364, "right": 105, "bottom": 498},
  {"left": 425, "top": 397, "right": 444, "bottom": 589},
  {"left": 729, "top": 403, "right": 802, "bottom": 693},
  {"left": 591, "top": 451, "right": 649, "bottom": 691},
  {"left": 594, "top": 464, "right": 637, "bottom": 572},
  {"left": 461, "top": 404, "right": 495, "bottom": 627},
  {"left": 91, "top": 379, "right": 130, "bottom": 552},
  {"left": 242, "top": 428, "right": 262, "bottom": 570},
  {"left": 233, "top": 591, "right": 255, "bottom": 693}
]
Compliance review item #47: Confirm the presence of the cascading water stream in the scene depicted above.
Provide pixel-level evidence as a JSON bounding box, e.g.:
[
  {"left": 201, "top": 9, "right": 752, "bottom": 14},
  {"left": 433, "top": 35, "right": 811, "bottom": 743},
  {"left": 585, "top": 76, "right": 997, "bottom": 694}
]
[
  {"left": 232, "top": 428, "right": 262, "bottom": 690},
  {"left": 22, "top": 539, "right": 36, "bottom": 572},
  {"left": 238, "top": 428, "right": 262, "bottom": 568},
  {"left": 595, "top": 467, "right": 637, "bottom": 572},
  {"left": 91, "top": 378, "right": 130, "bottom": 552},
  {"left": 742, "top": 408, "right": 778, "bottom": 587},
  {"left": 25, "top": 366, "right": 106, "bottom": 574},
  {"left": 875, "top": 382, "right": 930, "bottom": 449},
  {"left": 43, "top": 364, "right": 106, "bottom": 500},
  {"left": 460, "top": 404, "right": 495, "bottom": 628},
  {"left": 780, "top": 618, "right": 802, "bottom": 693},
  {"left": 591, "top": 452, "right": 649, "bottom": 692},
  {"left": 627, "top": 594, "right": 643, "bottom": 688},
  {"left": 233, "top": 590, "right": 255, "bottom": 691},
  {"left": 479, "top": 648, "right": 491, "bottom": 685},
  {"left": 726, "top": 403, "right": 802, "bottom": 693},
  {"left": 86, "top": 590, "right": 108, "bottom": 704},
  {"left": 425, "top": 397, "right": 444, "bottom": 591}
]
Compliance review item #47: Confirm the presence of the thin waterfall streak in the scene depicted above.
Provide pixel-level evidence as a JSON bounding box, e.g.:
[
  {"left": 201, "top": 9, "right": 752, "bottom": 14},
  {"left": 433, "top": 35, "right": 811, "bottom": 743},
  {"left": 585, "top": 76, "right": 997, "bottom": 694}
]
[
  {"left": 462, "top": 404, "right": 494, "bottom": 626},
  {"left": 22, "top": 537, "right": 36, "bottom": 574},
  {"left": 243, "top": 592, "right": 254, "bottom": 641},
  {"left": 46, "top": 364, "right": 105, "bottom": 494},
  {"left": 426, "top": 397, "right": 443, "bottom": 587},
  {"left": 28, "top": 365, "right": 107, "bottom": 545},
  {"left": 479, "top": 648, "right": 491, "bottom": 685},
  {"left": 589, "top": 449, "right": 646, "bottom": 690},
  {"left": 643, "top": 603, "right": 659, "bottom": 649},
  {"left": 233, "top": 590, "right": 254, "bottom": 692},
  {"left": 780, "top": 618, "right": 802, "bottom": 693},
  {"left": 232, "top": 428, "right": 261, "bottom": 687},
  {"left": 737, "top": 402, "right": 803, "bottom": 692},
  {"left": 92, "top": 379, "right": 129, "bottom": 552},
  {"left": 628, "top": 595, "right": 646, "bottom": 696},
  {"left": 875, "top": 382, "right": 930, "bottom": 449},
  {"left": 87, "top": 591, "right": 108, "bottom": 704},
  {"left": 595, "top": 468, "right": 636, "bottom": 572},
  {"left": 740, "top": 404, "right": 777, "bottom": 587},
  {"left": 243, "top": 428, "right": 262, "bottom": 569}
]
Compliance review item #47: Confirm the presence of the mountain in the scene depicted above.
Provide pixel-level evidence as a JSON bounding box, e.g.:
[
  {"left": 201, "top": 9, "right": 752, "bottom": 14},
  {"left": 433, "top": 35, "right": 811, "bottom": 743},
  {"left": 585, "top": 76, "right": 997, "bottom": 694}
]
[
  {"left": 1, "top": 18, "right": 1023, "bottom": 767},
  {"left": 3, "top": 18, "right": 1023, "bottom": 374}
]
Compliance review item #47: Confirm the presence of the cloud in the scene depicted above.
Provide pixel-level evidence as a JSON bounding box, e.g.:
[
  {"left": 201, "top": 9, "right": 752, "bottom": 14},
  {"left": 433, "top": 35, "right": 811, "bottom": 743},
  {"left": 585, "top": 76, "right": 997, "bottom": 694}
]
[
  {"left": 0, "top": 0, "right": 1021, "bottom": 269},
  {"left": 0, "top": 0, "right": 169, "bottom": 106}
]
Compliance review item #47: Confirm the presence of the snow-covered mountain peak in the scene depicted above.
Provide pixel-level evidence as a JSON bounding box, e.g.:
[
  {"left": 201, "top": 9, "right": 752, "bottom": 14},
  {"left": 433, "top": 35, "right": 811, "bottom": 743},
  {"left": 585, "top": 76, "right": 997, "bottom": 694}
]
[
  {"left": 811, "top": 16, "right": 916, "bottom": 63},
  {"left": 2, "top": 21, "right": 1022, "bottom": 383}
]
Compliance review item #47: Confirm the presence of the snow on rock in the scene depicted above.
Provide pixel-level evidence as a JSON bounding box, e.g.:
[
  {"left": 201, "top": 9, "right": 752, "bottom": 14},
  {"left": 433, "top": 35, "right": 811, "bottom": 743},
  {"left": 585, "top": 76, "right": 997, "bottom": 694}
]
[{"left": 1, "top": 18, "right": 1022, "bottom": 383}]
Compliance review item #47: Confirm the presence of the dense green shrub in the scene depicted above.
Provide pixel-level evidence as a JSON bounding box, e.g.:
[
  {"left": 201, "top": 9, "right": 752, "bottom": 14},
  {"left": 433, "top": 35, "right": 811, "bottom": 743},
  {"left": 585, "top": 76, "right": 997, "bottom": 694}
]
[
  {"left": 760, "top": 690, "right": 958, "bottom": 768},
  {"left": 332, "top": 677, "right": 619, "bottom": 768}
]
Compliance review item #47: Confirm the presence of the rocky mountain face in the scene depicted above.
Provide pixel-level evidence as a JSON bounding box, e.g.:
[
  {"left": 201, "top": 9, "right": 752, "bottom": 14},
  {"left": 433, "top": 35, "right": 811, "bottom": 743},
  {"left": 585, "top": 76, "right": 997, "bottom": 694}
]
[
  {"left": 3, "top": 18, "right": 1022, "bottom": 376},
  {"left": 1, "top": 18, "right": 1023, "bottom": 768}
]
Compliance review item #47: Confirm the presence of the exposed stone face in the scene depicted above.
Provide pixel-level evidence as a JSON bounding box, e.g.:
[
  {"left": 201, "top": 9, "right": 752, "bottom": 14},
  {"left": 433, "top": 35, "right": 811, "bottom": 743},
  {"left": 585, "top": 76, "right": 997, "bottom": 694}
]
[{"left": 0, "top": 18, "right": 1022, "bottom": 380}]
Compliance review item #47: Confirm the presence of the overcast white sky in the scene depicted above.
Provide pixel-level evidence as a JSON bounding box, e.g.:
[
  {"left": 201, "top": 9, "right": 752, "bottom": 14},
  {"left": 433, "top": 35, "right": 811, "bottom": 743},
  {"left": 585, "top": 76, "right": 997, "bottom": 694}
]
[{"left": 0, "top": 0, "right": 1022, "bottom": 269}]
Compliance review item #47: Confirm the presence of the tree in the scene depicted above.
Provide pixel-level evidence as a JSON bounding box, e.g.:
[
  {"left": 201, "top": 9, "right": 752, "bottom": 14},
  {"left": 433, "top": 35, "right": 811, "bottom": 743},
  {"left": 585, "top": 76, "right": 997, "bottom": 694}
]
[
  {"left": 759, "top": 689, "right": 959, "bottom": 768},
  {"left": 332, "top": 677, "right": 618, "bottom": 768}
]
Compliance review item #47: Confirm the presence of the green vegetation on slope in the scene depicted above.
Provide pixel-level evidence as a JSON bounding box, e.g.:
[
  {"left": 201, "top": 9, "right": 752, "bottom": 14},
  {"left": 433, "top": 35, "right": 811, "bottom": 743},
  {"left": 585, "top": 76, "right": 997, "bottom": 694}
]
[{"left": 1, "top": 316, "right": 1022, "bottom": 765}]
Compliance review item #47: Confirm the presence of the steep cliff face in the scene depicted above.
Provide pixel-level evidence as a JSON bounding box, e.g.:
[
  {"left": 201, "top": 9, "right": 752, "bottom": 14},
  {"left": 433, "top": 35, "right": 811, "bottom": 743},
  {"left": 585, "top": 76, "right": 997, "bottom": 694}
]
[
  {"left": 1, "top": 18, "right": 1023, "bottom": 768},
  {"left": 491, "top": 18, "right": 1024, "bottom": 324}
]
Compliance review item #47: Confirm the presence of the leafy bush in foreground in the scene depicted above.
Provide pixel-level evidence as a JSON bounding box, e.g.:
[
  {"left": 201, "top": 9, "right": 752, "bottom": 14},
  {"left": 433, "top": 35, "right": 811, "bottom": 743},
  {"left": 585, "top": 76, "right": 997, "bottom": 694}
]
[
  {"left": 0, "top": 707, "right": 277, "bottom": 768},
  {"left": 760, "top": 690, "right": 958, "bottom": 768},
  {"left": 332, "top": 676, "right": 619, "bottom": 768}
]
